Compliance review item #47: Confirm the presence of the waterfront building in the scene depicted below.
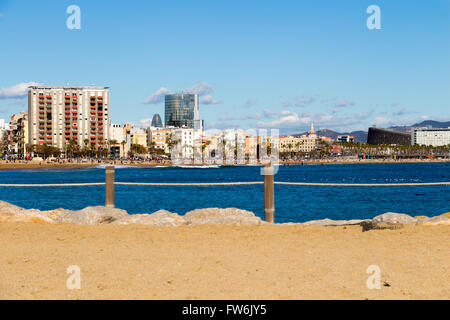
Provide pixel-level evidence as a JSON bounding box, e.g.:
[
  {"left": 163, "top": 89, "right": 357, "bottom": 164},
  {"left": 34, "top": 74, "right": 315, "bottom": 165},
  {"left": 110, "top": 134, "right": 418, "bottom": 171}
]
[
  {"left": 165, "top": 94, "right": 203, "bottom": 129},
  {"left": 109, "top": 123, "right": 125, "bottom": 157},
  {"left": 412, "top": 128, "right": 450, "bottom": 147},
  {"left": 336, "top": 135, "right": 354, "bottom": 143},
  {"left": 147, "top": 127, "right": 173, "bottom": 153},
  {"left": 172, "top": 128, "right": 204, "bottom": 160},
  {"left": 151, "top": 114, "right": 163, "bottom": 128},
  {"left": 8, "top": 112, "right": 28, "bottom": 156},
  {"left": 367, "top": 127, "right": 411, "bottom": 145},
  {"left": 130, "top": 127, "right": 148, "bottom": 148},
  {"left": 0, "top": 119, "right": 9, "bottom": 141},
  {"left": 28, "top": 86, "right": 110, "bottom": 152}
]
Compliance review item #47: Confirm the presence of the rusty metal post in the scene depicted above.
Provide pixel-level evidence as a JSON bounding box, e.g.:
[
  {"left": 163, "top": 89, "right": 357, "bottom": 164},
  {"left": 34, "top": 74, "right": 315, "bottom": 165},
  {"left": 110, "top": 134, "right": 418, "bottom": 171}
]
[
  {"left": 263, "top": 162, "right": 275, "bottom": 223},
  {"left": 105, "top": 166, "right": 115, "bottom": 208}
]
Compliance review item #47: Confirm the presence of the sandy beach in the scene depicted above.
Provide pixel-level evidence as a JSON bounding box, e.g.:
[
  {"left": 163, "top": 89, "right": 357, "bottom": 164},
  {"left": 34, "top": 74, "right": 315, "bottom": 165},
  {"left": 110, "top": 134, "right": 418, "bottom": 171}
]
[{"left": 0, "top": 222, "right": 448, "bottom": 300}]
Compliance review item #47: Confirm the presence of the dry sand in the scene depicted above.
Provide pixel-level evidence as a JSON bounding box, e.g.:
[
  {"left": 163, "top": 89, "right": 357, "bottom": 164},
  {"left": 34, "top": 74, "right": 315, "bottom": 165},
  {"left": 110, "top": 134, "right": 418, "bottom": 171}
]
[{"left": 0, "top": 222, "right": 448, "bottom": 300}]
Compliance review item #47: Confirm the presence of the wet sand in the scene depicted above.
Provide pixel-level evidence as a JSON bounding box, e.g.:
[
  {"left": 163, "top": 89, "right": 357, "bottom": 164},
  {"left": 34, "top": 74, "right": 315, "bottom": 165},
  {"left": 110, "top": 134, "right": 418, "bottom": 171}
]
[{"left": 0, "top": 222, "right": 448, "bottom": 300}]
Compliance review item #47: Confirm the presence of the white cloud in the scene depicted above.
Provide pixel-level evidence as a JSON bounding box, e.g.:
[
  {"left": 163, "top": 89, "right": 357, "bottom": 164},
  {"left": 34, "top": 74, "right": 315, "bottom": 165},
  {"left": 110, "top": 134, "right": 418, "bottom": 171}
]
[
  {"left": 258, "top": 112, "right": 311, "bottom": 128},
  {"left": 372, "top": 116, "right": 393, "bottom": 127},
  {"left": 282, "top": 95, "right": 316, "bottom": 108},
  {"left": 140, "top": 118, "right": 153, "bottom": 126},
  {"left": 200, "top": 95, "right": 222, "bottom": 105},
  {"left": 242, "top": 113, "right": 263, "bottom": 120},
  {"left": 392, "top": 108, "right": 412, "bottom": 116},
  {"left": 334, "top": 99, "right": 355, "bottom": 107},
  {"left": 218, "top": 116, "right": 234, "bottom": 121},
  {"left": 143, "top": 87, "right": 173, "bottom": 104},
  {"left": 182, "top": 81, "right": 214, "bottom": 96},
  {"left": 0, "top": 82, "right": 41, "bottom": 99}
]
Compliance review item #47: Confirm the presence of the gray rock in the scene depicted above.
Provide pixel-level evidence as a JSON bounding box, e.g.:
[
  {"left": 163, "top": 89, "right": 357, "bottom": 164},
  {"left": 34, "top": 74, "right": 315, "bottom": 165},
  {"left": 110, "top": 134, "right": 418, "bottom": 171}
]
[
  {"left": 302, "top": 219, "right": 368, "bottom": 226},
  {"left": 61, "top": 206, "right": 129, "bottom": 225},
  {"left": 360, "top": 221, "right": 405, "bottom": 232},
  {"left": 184, "top": 208, "right": 265, "bottom": 226},
  {"left": 114, "top": 210, "right": 186, "bottom": 226},
  {"left": 372, "top": 212, "right": 417, "bottom": 225}
]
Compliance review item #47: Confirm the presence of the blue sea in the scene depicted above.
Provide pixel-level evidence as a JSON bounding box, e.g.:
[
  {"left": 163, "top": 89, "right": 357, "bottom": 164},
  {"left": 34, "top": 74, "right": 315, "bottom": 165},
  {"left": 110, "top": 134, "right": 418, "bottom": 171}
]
[{"left": 0, "top": 163, "right": 448, "bottom": 223}]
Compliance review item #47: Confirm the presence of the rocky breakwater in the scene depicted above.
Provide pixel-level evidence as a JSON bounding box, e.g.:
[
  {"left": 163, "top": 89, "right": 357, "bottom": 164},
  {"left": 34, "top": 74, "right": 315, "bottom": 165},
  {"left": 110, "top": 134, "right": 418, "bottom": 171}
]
[
  {"left": 0, "top": 200, "right": 449, "bottom": 228},
  {"left": 0, "top": 201, "right": 265, "bottom": 226}
]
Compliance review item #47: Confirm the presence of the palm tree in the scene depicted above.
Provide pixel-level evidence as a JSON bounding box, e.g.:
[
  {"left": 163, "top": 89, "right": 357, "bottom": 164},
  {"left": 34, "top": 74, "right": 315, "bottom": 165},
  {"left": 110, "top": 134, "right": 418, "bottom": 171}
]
[
  {"left": 120, "top": 140, "right": 126, "bottom": 158},
  {"left": 66, "top": 138, "right": 78, "bottom": 159},
  {"left": 108, "top": 139, "right": 118, "bottom": 157}
]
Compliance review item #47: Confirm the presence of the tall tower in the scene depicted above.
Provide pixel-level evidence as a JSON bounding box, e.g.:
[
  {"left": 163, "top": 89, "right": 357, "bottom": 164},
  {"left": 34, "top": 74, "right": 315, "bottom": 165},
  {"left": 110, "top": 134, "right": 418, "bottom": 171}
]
[
  {"left": 308, "top": 123, "right": 317, "bottom": 138},
  {"left": 151, "top": 113, "right": 163, "bottom": 127},
  {"left": 164, "top": 94, "right": 202, "bottom": 129}
]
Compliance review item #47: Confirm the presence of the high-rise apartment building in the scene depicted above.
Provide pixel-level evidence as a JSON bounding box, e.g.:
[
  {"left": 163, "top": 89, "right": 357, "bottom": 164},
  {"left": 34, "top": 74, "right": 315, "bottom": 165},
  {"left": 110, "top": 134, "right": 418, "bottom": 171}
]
[
  {"left": 28, "top": 86, "right": 110, "bottom": 151},
  {"left": 165, "top": 94, "right": 203, "bottom": 129}
]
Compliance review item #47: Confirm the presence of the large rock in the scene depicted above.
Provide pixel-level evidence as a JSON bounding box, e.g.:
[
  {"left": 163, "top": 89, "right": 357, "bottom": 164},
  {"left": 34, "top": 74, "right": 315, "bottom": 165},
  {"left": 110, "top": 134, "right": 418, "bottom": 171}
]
[
  {"left": 302, "top": 219, "right": 368, "bottom": 226},
  {"left": 184, "top": 208, "right": 265, "bottom": 226},
  {"left": 372, "top": 212, "right": 417, "bottom": 225},
  {"left": 61, "top": 206, "right": 129, "bottom": 225},
  {"left": 360, "top": 212, "right": 417, "bottom": 232},
  {"left": 416, "top": 215, "right": 450, "bottom": 226},
  {"left": 114, "top": 210, "right": 186, "bottom": 226},
  {"left": 0, "top": 200, "right": 25, "bottom": 214},
  {"left": 442, "top": 212, "right": 450, "bottom": 219},
  {"left": 0, "top": 200, "right": 73, "bottom": 223}
]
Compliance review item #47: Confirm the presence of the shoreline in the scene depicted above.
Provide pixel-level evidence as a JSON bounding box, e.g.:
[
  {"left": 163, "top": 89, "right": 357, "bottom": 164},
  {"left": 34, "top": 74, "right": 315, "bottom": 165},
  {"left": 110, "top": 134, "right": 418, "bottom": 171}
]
[{"left": 0, "top": 158, "right": 449, "bottom": 170}]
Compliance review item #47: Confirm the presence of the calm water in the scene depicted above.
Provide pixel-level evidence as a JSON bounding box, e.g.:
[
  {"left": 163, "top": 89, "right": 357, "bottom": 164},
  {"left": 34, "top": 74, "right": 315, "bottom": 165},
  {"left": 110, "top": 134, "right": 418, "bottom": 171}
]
[{"left": 0, "top": 163, "right": 449, "bottom": 223}]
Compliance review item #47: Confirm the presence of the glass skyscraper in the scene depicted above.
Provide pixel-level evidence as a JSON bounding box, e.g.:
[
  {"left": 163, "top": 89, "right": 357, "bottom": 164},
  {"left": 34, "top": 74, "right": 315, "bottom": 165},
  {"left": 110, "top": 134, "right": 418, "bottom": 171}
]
[{"left": 165, "top": 94, "right": 203, "bottom": 129}]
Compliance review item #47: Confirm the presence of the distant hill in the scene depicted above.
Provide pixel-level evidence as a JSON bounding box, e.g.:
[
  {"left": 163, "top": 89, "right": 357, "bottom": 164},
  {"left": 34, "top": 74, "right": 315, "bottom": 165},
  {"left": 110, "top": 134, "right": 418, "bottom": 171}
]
[
  {"left": 411, "top": 120, "right": 450, "bottom": 128},
  {"left": 390, "top": 120, "right": 450, "bottom": 132},
  {"left": 293, "top": 129, "right": 368, "bottom": 143}
]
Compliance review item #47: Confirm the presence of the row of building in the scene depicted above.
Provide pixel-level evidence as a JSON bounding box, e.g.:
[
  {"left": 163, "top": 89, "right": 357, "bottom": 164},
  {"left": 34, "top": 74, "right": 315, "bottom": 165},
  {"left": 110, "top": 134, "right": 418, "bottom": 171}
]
[
  {"left": 2, "top": 84, "right": 448, "bottom": 158},
  {"left": 0, "top": 85, "right": 329, "bottom": 158},
  {"left": 367, "top": 127, "right": 450, "bottom": 147}
]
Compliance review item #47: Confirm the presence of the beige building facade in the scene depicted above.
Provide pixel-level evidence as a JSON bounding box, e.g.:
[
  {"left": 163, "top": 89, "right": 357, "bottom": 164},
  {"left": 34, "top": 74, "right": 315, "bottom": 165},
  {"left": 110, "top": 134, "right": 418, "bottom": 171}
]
[{"left": 28, "top": 86, "right": 110, "bottom": 152}]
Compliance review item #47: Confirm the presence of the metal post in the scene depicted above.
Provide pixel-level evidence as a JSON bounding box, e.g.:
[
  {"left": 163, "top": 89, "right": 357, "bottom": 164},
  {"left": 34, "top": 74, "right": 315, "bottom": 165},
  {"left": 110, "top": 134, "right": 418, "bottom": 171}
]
[
  {"left": 264, "top": 163, "right": 275, "bottom": 223},
  {"left": 105, "top": 166, "right": 115, "bottom": 208}
]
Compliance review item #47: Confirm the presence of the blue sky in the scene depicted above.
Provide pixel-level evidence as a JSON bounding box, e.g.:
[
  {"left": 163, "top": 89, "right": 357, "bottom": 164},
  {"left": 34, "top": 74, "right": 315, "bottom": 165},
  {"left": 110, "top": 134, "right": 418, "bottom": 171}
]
[{"left": 1, "top": 0, "right": 449, "bottom": 134}]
